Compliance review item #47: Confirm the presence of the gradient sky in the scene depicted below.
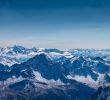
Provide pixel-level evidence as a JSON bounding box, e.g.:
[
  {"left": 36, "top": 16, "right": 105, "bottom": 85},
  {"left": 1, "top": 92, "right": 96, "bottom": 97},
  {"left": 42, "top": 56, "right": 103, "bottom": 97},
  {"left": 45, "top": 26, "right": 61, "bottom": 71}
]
[{"left": 0, "top": 0, "right": 110, "bottom": 50}]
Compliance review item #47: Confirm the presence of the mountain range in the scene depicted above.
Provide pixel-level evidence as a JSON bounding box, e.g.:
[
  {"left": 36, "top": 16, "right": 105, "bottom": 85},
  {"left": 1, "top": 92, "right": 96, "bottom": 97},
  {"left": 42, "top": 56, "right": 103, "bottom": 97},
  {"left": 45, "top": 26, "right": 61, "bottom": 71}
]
[{"left": 0, "top": 45, "right": 110, "bottom": 100}]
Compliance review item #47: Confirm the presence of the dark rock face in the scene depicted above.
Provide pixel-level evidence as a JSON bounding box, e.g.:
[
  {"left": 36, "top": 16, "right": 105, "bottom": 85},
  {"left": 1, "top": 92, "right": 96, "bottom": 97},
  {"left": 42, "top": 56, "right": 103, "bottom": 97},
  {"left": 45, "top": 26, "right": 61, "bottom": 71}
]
[
  {"left": 2, "top": 79, "right": 95, "bottom": 100},
  {"left": 0, "top": 64, "right": 9, "bottom": 71},
  {"left": 91, "top": 86, "right": 110, "bottom": 100}
]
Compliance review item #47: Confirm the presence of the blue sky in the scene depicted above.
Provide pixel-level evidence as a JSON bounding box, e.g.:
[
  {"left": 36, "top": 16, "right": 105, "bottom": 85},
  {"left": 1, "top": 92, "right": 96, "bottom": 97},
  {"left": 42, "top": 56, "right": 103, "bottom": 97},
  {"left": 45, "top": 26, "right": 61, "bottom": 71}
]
[{"left": 0, "top": 0, "right": 110, "bottom": 50}]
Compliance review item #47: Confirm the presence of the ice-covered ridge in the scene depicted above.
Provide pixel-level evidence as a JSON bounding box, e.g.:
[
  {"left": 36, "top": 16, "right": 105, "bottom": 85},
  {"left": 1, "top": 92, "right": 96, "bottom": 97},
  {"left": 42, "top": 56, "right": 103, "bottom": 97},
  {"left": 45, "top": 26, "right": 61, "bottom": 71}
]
[{"left": 0, "top": 45, "right": 110, "bottom": 66}]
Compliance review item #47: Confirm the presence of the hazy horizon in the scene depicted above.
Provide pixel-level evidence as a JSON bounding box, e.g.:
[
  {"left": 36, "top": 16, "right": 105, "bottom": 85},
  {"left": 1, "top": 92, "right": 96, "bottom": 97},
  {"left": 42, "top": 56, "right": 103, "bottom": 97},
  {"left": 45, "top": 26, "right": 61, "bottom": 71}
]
[{"left": 0, "top": 0, "right": 110, "bottom": 49}]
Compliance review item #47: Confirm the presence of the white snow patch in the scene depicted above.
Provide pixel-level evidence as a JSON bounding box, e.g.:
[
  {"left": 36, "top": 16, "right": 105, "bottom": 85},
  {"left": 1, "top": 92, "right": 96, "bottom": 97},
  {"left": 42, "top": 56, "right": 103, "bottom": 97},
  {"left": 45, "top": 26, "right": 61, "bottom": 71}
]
[
  {"left": 33, "top": 71, "right": 64, "bottom": 86},
  {"left": 67, "top": 75, "right": 98, "bottom": 88}
]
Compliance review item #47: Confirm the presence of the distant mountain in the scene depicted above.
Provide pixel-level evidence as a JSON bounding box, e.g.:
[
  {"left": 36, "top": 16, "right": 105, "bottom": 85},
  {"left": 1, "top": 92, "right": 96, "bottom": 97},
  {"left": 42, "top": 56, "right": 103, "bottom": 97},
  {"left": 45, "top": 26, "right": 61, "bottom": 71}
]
[
  {"left": 69, "top": 49, "right": 110, "bottom": 57},
  {"left": 0, "top": 46, "right": 110, "bottom": 66},
  {"left": 0, "top": 45, "right": 66, "bottom": 66}
]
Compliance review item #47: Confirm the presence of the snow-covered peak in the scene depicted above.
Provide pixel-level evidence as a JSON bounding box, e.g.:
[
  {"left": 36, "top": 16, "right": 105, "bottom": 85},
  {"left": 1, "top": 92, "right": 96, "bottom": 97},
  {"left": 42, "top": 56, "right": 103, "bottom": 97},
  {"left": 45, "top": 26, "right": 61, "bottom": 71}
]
[
  {"left": 0, "top": 45, "right": 71, "bottom": 66},
  {"left": 0, "top": 45, "right": 110, "bottom": 66}
]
